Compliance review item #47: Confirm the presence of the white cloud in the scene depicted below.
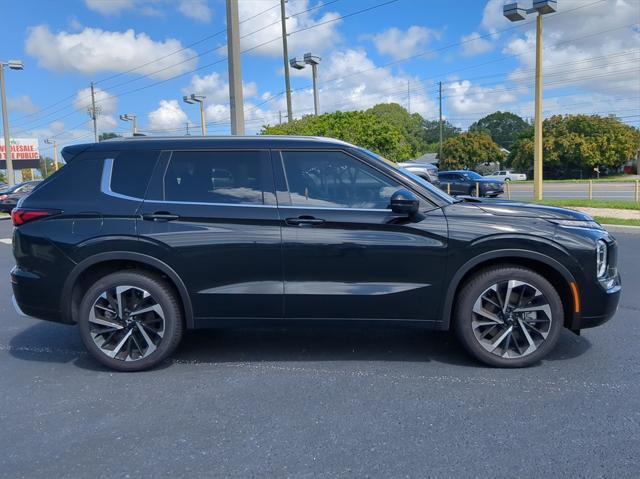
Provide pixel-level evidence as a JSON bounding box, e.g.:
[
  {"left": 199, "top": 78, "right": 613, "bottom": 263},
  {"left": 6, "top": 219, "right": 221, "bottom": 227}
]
[
  {"left": 460, "top": 31, "right": 494, "bottom": 56},
  {"left": 178, "top": 0, "right": 211, "bottom": 23},
  {"left": 148, "top": 100, "right": 188, "bottom": 131},
  {"left": 370, "top": 26, "right": 440, "bottom": 60},
  {"left": 73, "top": 86, "right": 118, "bottom": 130},
  {"left": 445, "top": 79, "right": 518, "bottom": 118},
  {"left": 84, "top": 0, "right": 135, "bottom": 15},
  {"left": 238, "top": 0, "right": 342, "bottom": 57},
  {"left": 25, "top": 26, "right": 198, "bottom": 80},
  {"left": 502, "top": 0, "right": 640, "bottom": 96},
  {"left": 8, "top": 95, "right": 38, "bottom": 115},
  {"left": 183, "top": 72, "right": 258, "bottom": 105}
]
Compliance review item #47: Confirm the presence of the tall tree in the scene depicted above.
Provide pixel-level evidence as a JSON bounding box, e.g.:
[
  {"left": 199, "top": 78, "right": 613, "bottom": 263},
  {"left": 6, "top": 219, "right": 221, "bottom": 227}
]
[
  {"left": 469, "top": 111, "right": 531, "bottom": 149},
  {"left": 99, "top": 132, "right": 121, "bottom": 142},
  {"left": 508, "top": 114, "right": 640, "bottom": 178},
  {"left": 440, "top": 132, "right": 504, "bottom": 170},
  {"left": 423, "top": 119, "right": 460, "bottom": 145},
  {"left": 261, "top": 110, "right": 413, "bottom": 161},
  {"left": 366, "top": 103, "right": 428, "bottom": 157}
]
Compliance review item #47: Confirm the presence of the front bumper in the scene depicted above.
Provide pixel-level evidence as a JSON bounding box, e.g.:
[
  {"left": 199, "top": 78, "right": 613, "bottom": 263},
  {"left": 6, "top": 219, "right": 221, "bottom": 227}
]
[{"left": 578, "top": 281, "right": 621, "bottom": 329}]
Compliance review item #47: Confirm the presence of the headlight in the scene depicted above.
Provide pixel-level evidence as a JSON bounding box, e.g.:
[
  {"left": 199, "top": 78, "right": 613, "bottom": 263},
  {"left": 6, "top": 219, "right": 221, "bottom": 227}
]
[
  {"left": 596, "top": 239, "right": 608, "bottom": 278},
  {"left": 549, "top": 219, "right": 603, "bottom": 230}
]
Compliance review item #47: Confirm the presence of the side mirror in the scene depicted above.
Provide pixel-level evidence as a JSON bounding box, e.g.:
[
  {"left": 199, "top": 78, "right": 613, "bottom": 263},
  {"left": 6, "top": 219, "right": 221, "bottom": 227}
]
[{"left": 389, "top": 189, "right": 419, "bottom": 216}]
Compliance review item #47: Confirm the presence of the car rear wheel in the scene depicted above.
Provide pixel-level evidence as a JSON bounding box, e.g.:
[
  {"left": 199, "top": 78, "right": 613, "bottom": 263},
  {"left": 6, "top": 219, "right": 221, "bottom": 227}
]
[
  {"left": 78, "top": 271, "right": 184, "bottom": 371},
  {"left": 454, "top": 265, "right": 563, "bottom": 367}
]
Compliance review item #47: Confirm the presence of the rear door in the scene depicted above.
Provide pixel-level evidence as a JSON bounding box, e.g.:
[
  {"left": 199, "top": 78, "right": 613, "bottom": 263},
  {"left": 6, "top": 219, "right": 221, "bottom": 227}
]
[
  {"left": 138, "top": 149, "right": 283, "bottom": 322},
  {"left": 274, "top": 149, "right": 447, "bottom": 322}
]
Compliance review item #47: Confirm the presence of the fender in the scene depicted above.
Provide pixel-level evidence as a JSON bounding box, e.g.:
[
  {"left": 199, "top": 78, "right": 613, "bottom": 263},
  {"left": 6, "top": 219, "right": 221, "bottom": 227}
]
[
  {"left": 61, "top": 251, "right": 195, "bottom": 328},
  {"left": 439, "top": 248, "right": 578, "bottom": 330}
]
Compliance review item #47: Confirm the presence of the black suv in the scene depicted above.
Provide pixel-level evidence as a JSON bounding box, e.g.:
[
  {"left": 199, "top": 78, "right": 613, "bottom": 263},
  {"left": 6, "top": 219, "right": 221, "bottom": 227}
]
[{"left": 11, "top": 136, "right": 620, "bottom": 371}]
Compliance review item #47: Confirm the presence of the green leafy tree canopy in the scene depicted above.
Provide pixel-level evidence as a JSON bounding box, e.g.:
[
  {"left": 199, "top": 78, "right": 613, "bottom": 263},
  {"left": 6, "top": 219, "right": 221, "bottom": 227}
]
[
  {"left": 440, "top": 132, "right": 504, "bottom": 170},
  {"left": 261, "top": 110, "right": 413, "bottom": 161},
  {"left": 469, "top": 111, "right": 531, "bottom": 149},
  {"left": 508, "top": 114, "right": 640, "bottom": 177}
]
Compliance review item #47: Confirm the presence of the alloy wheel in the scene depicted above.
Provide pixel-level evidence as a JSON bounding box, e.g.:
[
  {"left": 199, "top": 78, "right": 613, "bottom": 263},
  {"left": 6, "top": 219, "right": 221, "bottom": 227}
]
[
  {"left": 88, "top": 285, "right": 165, "bottom": 361},
  {"left": 471, "top": 280, "right": 552, "bottom": 359}
]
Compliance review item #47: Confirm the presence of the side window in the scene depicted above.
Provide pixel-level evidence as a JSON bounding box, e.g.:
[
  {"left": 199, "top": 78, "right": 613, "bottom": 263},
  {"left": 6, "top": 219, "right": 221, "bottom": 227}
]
[
  {"left": 280, "top": 150, "right": 403, "bottom": 209},
  {"left": 111, "top": 150, "right": 160, "bottom": 198},
  {"left": 164, "top": 150, "right": 267, "bottom": 205}
]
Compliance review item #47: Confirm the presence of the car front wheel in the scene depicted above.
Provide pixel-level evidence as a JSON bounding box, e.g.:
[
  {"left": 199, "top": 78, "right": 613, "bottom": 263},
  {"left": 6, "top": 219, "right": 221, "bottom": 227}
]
[
  {"left": 454, "top": 265, "right": 563, "bottom": 367},
  {"left": 78, "top": 271, "right": 184, "bottom": 371}
]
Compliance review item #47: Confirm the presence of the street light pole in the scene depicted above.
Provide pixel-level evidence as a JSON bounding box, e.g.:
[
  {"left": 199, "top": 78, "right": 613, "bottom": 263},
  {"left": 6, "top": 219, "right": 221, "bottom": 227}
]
[
  {"left": 119, "top": 114, "right": 137, "bottom": 136},
  {"left": 0, "top": 60, "right": 23, "bottom": 186},
  {"left": 183, "top": 94, "right": 207, "bottom": 136},
  {"left": 290, "top": 53, "right": 321, "bottom": 116},
  {"left": 503, "top": 0, "right": 557, "bottom": 201}
]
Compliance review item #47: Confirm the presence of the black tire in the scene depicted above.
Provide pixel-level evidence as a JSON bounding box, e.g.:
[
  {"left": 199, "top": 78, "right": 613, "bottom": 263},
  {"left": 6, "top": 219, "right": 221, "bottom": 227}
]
[
  {"left": 453, "top": 265, "right": 563, "bottom": 368},
  {"left": 78, "top": 271, "right": 184, "bottom": 371},
  {"left": 504, "top": 178, "right": 511, "bottom": 182}
]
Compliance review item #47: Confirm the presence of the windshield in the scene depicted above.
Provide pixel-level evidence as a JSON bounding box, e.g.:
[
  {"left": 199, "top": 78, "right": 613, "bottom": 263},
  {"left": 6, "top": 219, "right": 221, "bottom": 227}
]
[
  {"left": 461, "top": 171, "right": 483, "bottom": 180},
  {"left": 356, "top": 148, "right": 454, "bottom": 204}
]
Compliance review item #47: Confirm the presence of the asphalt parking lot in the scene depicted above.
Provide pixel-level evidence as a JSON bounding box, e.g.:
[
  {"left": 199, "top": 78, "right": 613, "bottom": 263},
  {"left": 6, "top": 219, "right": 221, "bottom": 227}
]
[{"left": 0, "top": 219, "right": 638, "bottom": 478}]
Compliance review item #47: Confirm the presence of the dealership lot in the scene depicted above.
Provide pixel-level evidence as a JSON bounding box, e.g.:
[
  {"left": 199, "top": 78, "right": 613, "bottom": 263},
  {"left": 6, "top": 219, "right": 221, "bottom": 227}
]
[{"left": 0, "top": 219, "right": 638, "bottom": 478}]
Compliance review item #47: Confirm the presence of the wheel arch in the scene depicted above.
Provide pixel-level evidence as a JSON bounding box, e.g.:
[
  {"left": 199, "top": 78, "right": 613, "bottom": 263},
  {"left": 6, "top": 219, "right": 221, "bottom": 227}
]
[
  {"left": 62, "top": 252, "right": 194, "bottom": 328},
  {"left": 440, "top": 249, "right": 579, "bottom": 331}
]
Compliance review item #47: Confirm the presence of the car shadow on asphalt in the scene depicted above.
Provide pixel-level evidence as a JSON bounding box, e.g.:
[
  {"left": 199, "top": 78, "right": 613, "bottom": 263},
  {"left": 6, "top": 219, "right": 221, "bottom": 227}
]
[{"left": 8, "top": 321, "right": 592, "bottom": 372}]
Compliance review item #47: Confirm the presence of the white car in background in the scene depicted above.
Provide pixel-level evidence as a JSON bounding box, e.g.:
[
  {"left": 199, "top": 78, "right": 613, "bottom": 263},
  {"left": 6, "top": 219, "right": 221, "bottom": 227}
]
[{"left": 484, "top": 170, "right": 527, "bottom": 181}]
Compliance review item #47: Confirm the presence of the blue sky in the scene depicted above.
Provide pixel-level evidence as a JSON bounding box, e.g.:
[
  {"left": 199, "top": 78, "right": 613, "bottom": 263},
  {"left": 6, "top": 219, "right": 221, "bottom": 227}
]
[{"left": 1, "top": 0, "right": 639, "bottom": 157}]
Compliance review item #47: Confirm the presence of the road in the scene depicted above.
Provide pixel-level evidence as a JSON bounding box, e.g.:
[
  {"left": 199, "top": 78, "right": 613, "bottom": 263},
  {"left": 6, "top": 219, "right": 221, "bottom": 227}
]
[
  {"left": 506, "top": 181, "right": 638, "bottom": 201},
  {"left": 0, "top": 219, "right": 638, "bottom": 478}
]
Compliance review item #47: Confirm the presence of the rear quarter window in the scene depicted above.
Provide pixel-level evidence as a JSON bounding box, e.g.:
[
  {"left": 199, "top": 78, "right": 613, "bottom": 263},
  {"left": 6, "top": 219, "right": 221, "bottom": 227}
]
[{"left": 110, "top": 150, "right": 161, "bottom": 198}]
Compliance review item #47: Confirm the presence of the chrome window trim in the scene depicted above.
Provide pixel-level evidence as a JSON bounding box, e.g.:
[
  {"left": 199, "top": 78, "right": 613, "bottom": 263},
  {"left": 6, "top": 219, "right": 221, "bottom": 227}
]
[{"left": 101, "top": 157, "right": 143, "bottom": 202}]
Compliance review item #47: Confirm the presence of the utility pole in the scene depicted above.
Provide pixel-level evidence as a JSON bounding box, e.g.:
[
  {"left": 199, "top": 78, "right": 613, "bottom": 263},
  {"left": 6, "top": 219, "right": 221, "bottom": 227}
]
[
  {"left": 186, "top": 123, "right": 191, "bottom": 136},
  {"left": 90, "top": 82, "right": 98, "bottom": 142},
  {"left": 279, "top": 110, "right": 282, "bottom": 125},
  {"left": 226, "top": 0, "right": 245, "bottom": 135},
  {"left": 438, "top": 81, "right": 443, "bottom": 163},
  {"left": 44, "top": 139, "right": 59, "bottom": 171},
  {"left": 280, "top": 0, "right": 293, "bottom": 122},
  {"left": 0, "top": 65, "right": 15, "bottom": 185},
  {"left": 407, "top": 80, "right": 411, "bottom": 114},
  {"left": 533, "top": 13, "right": 543, "bottom": 200}
]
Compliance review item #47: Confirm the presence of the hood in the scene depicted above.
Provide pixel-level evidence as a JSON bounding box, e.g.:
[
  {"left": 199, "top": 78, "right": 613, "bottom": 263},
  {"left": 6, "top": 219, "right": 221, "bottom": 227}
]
[{"left": 462, "top": 197, "right": 591, "bottom": 220}]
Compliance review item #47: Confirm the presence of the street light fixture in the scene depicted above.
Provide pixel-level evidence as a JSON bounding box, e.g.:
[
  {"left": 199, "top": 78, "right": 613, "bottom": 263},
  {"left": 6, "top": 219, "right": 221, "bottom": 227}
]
[
  {"left": 503, "top": 0, "right": 557, "bottom": 201},
  {"left": 43, "top": 139, "right": 59, "bottom": 172},
  {"left": 0, "top": 59, "right": 24, "bottom": 186},
  {"left": 119, "top": 113, "right": 137, "bottom": 136},
  {"left": 289, "top": 52, "right": 322, "bottom": 116},
  {"left": 183, "top": 94, "right": 207, "bottom": 136}
]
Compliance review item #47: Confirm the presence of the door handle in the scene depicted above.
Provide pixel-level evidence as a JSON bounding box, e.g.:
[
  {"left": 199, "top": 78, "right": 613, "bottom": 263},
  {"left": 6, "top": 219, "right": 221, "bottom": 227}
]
[
  {"left": 142, "top": 212, "right": 180, "bottom": 222},
  {"left": 285, "top": 215, "right": 325, "bottom": 226}
]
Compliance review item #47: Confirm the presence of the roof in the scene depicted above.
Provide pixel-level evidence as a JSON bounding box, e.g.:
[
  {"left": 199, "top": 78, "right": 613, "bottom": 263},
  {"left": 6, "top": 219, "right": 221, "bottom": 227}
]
[{"left": 77, "top": 135, "right": 354, "bottom": 152}]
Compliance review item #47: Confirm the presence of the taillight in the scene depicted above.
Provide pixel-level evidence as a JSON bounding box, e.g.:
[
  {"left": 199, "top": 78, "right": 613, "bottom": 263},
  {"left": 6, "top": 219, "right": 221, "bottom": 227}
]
[{"left": 11, "top": 208, "right": 60, "bottom": 227}]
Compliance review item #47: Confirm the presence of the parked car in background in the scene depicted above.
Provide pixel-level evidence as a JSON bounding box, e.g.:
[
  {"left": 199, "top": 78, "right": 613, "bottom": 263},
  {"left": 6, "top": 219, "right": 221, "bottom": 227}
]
[
  {"left": 397, "top": 161, "right": 439, "bottom": 186},
  {"left": 485, "top": 170, "right": 527, "bottom": 181},
  {"left": 0, "top": 181, "right": 42, "bottom": 212},
  {"left": 438, "top": 171, "right": 504, "bottom": 197},
  {"left": 11, "top": 136, "right": 620, "bottom": 371}
]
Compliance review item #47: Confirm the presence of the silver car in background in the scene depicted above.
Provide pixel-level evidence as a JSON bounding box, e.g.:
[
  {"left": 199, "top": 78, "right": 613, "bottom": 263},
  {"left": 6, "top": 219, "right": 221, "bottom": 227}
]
[{"left": 397, "top": 161, "right": 440, "bottom": 187}]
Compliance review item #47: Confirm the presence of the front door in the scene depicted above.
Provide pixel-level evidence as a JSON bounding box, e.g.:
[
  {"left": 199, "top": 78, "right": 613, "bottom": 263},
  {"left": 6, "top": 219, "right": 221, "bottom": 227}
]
[
  {"left": 275, "top": 149, "right": 448, "bottom": 322},
  {"left": 138, "top": 149, "right": 283, "bottom": 321}
]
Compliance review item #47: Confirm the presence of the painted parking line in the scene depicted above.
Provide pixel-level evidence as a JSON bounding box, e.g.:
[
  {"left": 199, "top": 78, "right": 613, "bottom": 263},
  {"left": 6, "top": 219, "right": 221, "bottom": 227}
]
[{"left": 0, "top": 238, "right": 12, "bottom": 245}]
